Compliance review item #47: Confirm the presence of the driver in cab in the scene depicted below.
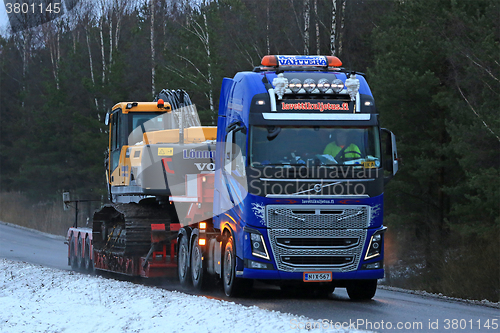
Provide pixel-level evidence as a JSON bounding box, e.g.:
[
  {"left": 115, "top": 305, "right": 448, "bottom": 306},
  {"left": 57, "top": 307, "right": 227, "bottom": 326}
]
[{"left": 323, "top": 129, "right": 361, "bottom": 161}]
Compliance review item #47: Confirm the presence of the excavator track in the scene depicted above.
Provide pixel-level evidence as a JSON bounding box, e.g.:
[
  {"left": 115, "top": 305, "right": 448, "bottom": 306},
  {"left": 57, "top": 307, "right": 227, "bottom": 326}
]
[{"left": 92, "top": 202, "right": 178, "bottom": 256}]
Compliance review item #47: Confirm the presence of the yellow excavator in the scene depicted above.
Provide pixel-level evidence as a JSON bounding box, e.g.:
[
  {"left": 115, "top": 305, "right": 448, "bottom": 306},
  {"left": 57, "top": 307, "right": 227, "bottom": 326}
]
[{"left": 93, "top": 90, "right": 216, "bottom": 264}]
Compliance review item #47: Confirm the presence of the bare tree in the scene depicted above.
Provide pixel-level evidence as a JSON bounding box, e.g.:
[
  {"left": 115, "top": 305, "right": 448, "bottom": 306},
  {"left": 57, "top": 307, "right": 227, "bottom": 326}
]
[
  {"left": 303, "top": 0, "right": 310, "bottom": 54},
  {"left": 266, "top": 0, "right": 270, "bottom": 54},
  {"left": 113, "top": 0, "right": 129, "bottom": 51},
  {"left": 42, "top": 21, "right": 61, "bottom": 90},
  {"left": 329, "top": 0, "right": 345, "bottom": 56},
  {"left": 151, "top": 0, "right": 156, "bottom": 97},
  {"left": 330, "top": 0, "right": 336, "bottom": 55},
  {"left": 99, "top": 11, "right": 106, "bottom": 85},
  {"left": 170, "top": 4, "right": 215, "bottom": 115},
  {"left": 11, "top": 13, "right": 34, "bottom": 107},
  {"left": 338, "top": 0, "right": 346, "bottom": 55},
  {"left": 314, "top": 0, "right": 319, "bottom": 55}
]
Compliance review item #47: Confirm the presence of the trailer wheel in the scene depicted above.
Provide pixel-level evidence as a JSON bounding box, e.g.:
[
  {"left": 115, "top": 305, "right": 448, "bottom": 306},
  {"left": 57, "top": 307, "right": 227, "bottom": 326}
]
[
  {"left": 346, "top": 279, "right": 377, "bottom": 301},
  {"left": 191, "top": 234, "right": 208, "bottom": 290},
  {"left": 177, "top": 235, "right": 191, "bottom": 287},
  {"left": 84, "top": 237, "right": 93, "bottom": 272},
  {"left": 70, "top": 235, "right": 78, "bottom": 269},
  {"left": 76, "top": 238, "right": 84, "bottom": 270},
  {"left": 223, "top": 235, "right": 251, "bottom": 297}
]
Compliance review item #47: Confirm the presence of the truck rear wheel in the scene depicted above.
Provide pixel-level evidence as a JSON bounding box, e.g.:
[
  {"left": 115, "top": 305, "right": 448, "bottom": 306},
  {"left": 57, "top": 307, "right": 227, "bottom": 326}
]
[
  {"left": 346, "top": 279, "right": 377, "bottom": 300},
  {"left": 177, "top": 235, "right": 191, "bottom": 287},
  {"left": 191, "top": 234, "right": 208, "bottom": 290}
]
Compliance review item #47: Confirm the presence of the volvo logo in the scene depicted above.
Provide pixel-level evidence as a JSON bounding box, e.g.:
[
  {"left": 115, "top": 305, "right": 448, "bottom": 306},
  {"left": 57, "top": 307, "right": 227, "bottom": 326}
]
[{"left": 313, "top": 184, "right": 322, "bottom": 193}]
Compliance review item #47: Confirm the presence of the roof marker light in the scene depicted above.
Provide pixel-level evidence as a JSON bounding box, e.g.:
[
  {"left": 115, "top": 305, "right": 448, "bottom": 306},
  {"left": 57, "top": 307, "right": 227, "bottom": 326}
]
[
  {"left": 326, "top": 56, "right": 343, "bottom": 67},
  {"left": 157, "top": 99, "right": 164, "bottom": 108},
  {"left": 261, "top": 55, "right": 278, "bottom": 67}
]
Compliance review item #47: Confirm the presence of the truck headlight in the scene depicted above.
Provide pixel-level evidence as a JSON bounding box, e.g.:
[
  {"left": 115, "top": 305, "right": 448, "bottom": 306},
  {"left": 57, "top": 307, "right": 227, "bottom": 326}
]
[
  {"left": 365, "top": 232, "right": 383, "bottom": 260},
  {"left": 250, "top": 232, "right": 270, "bottom": 260}
]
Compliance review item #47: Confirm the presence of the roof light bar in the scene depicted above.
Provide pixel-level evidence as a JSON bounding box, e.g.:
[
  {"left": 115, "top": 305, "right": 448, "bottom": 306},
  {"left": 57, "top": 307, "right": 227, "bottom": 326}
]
[{"left": 261, "top": 55, "right": 342, "bottom": 68}]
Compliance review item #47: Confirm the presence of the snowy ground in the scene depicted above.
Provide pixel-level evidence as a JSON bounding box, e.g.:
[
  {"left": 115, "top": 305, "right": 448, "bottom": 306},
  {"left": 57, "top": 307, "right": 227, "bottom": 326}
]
[{"left": 0, "top": 259, "right": 370, "bottom": 333}]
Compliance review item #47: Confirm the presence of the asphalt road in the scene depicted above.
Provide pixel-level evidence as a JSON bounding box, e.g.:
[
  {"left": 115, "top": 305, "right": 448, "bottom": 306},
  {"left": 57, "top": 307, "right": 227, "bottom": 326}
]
[
  {"left": 1, "top": 221, "right": 498, "bottom": 333},
  {"left": 0, "top": 222, "right": 69, "bottom": 271}
]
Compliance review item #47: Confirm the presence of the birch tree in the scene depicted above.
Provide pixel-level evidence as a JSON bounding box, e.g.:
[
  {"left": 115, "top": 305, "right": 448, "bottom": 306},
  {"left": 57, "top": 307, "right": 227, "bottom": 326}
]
[
  {"left": 303, "top": 0, "right": 310, "bottom": 54},
  {"left": 266, "top": 0, "right": 270, "bottom": 54},
  {"left": 151, "top": 0, "right": 156, "bottom": 97},
  {"left": 167, "top": 4, "right": 216, "bottom": 115},
  {"left": 314, "top": 0, "right": 320, "bottom": 55},
  {"left": 330, "top": 0, "right": 336, "bottom": 55},
  {"left": 41, "top": 21, "right": 62, "bottom": 90}
]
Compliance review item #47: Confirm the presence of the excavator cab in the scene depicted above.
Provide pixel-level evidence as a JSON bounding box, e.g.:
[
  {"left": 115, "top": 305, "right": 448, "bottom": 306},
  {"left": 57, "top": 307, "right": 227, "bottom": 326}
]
[{"left": 106, "top": 101, "right": 171, "bottom": 196}]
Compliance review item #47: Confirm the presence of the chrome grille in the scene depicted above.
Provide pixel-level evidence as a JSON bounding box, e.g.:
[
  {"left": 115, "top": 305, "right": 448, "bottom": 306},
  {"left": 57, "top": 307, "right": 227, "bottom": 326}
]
[
  {"left": 268, "top": 228, "right": 367, "bottom": 272},
  {"left": 266, "top": 204, "right": 370, "bottom": 229}
]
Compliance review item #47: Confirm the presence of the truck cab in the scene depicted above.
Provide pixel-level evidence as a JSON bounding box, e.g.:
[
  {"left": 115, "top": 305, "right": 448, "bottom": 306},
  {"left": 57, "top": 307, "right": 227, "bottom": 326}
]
[{"left": 213, "top": 55, "right": 398, "bottom": 298}]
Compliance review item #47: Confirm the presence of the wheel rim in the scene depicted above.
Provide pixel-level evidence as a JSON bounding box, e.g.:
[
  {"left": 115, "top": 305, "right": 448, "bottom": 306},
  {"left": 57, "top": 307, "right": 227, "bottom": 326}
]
[
  {"left": 224, "top": 248, "right": 232, "bottom": 286},
  {"left": 192, "top": 244, "right": 201, "bottom": 280},
  {"left": 179, "top": 242, "right": 188, "bottom": 279}
]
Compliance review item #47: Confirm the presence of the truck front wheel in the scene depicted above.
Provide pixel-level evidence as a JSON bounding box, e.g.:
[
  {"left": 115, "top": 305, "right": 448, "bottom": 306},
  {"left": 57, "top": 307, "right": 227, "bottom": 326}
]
[
  {"left": 223, "top": 235, "right": 251, "bottom": 297},
  {"left": 346, "top": 279, "right": 377, "bottom": 301}
]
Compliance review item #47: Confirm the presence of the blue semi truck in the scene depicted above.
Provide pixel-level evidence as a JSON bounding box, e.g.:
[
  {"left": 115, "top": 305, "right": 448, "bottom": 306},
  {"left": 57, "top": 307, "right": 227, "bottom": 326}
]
[{"left": 66, "top": 55, "right": 398, "bottom": 300}]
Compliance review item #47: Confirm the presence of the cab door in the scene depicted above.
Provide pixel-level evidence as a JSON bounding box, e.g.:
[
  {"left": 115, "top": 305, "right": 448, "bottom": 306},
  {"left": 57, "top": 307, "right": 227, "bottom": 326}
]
[{"left": 109, "top": 109, "right": 126, "bottom": 186}]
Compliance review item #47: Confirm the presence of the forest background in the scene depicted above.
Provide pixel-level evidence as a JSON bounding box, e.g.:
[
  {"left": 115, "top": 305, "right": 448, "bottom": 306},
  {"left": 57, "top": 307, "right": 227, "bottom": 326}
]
[{"left": 0, "top": 0, "right": 498, "bottom": 302}]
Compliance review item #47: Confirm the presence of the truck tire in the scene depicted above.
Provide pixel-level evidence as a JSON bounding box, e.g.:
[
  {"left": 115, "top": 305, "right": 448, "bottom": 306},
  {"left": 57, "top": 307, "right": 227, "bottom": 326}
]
[
  {"left": 77, "top": 238, "right": 84, "bottom": 270},
  {"left": 191, "top": 234, "right": 208, "bottom": 290},
  {"left": 70, "top": 235, "right": 78, "bottom": 269},
  {"left": 177, "top": 235, "right": 191, "bottom": 287},
  {"left": 346, "top": 279, "right": 377, "bottom": 301},
  {"left": 84, "top": 237, "right": 93, "bottom": 272},
  {"left": 223, "top": 235, "right": 251, "bottom": 297}
]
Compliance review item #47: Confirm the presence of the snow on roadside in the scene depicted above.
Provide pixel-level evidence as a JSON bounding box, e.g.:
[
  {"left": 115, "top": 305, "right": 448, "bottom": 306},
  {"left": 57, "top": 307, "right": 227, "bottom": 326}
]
[{"left": 0, "top": 259, "right": 370, "bottom": 333}]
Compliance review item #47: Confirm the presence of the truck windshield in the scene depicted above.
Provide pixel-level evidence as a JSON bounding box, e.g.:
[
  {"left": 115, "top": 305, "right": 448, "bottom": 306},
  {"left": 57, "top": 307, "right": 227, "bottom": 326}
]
[{"left": 249, "top": 125, "right": 381, "bottom": 167}]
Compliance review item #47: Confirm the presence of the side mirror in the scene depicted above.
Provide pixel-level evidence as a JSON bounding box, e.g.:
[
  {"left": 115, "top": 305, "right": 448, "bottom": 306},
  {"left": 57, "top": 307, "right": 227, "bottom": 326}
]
[
  {"left": 104, "top": 113, "right": 110, "bottom": 126},
  {"left": 381, "top": 128, "right": 398, "bottom": 184},
  {"left": 267, "top": 126, "right": 281, "bottom": 141},
  {"left": 226, "top": 121, "right": 247, "bottom": 135}
]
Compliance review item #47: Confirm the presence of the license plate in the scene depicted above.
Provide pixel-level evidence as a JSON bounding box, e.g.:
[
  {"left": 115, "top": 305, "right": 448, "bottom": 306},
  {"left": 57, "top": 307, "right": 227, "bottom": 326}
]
[{"left": 303, "top": 272, "right": 332, "bottom": 282}]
